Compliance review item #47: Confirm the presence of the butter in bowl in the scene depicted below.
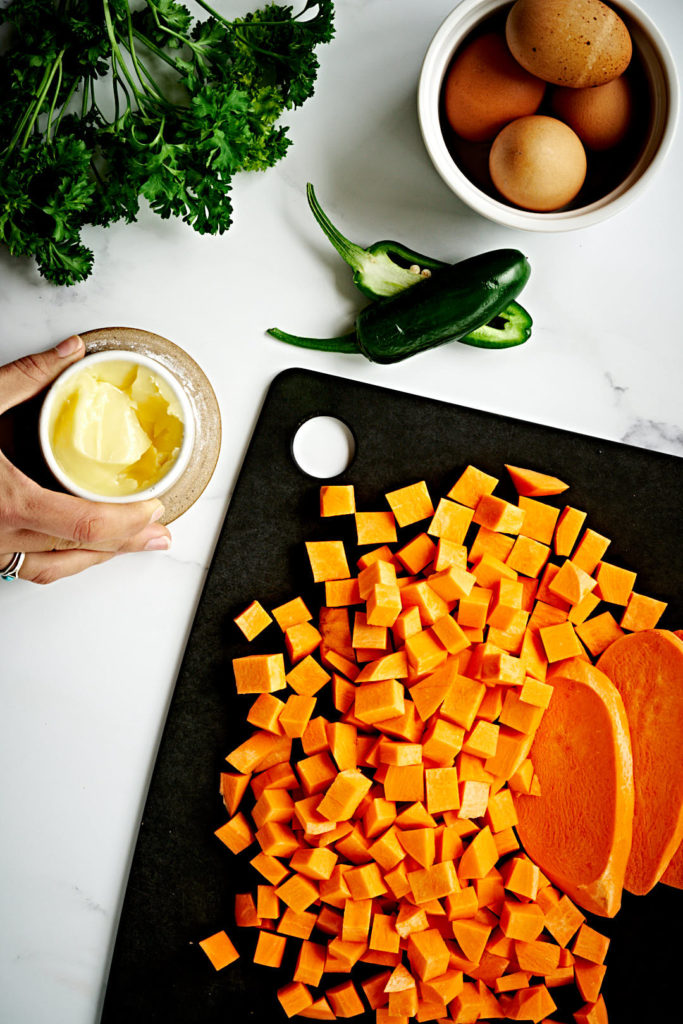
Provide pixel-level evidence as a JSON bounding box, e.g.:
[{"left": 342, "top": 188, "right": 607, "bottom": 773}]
[{"left": 39, "top": 350, "right": 195, "bottom": 503}]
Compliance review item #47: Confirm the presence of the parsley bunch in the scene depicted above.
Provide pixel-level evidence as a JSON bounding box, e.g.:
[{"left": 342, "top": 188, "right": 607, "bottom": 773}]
[{"left": 0, "top": 0, "right": 335, "bottom": 285}]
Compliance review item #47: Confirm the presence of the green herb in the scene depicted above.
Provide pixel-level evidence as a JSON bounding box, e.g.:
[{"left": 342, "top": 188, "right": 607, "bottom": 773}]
[{"left": 0, "top": 0, "right": 334, "bottom": 285}]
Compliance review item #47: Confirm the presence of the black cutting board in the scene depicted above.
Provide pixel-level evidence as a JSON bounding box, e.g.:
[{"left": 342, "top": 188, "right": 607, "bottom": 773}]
[{"left": 101, "top": 368, "right": 682, "bottom": 1023}]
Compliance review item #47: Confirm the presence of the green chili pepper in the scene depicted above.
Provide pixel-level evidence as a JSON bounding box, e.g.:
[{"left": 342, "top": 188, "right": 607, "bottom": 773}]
[
  {"left": 306, "top": 182, "right": 446, "bottom": 299},
  {"left": 268, "top": 248, "right": 531, "bottom": 364},
  {"left": 303, "top": 183, "right": 532, "bottom": 350}
]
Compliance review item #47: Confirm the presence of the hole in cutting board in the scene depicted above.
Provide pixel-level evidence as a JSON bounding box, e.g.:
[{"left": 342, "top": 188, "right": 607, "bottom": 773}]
[{"left": 291, "top": 415, "right": 356, "bottom": 479}]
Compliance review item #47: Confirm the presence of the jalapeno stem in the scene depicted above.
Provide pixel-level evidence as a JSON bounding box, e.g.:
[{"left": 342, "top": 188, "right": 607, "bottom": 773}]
[{"left": 267, "top": 327, "right": 360, "bottom": 355}]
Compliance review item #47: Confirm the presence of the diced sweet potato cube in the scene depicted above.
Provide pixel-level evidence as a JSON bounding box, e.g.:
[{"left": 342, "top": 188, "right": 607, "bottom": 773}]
[
  {"left": 320, "top": 485, "right": 355, "bottom": 517},
  {"left": 233, "top": 653, "right": 286, "bottom": 694},
  {"left": 199, "top": 929, "right": 239, "bottom": 970},
  {"left": 385, "top": 480, "right": 434, "bottom": 528}
]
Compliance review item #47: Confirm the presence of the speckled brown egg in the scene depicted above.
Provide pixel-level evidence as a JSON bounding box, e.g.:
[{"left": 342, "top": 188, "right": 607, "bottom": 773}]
[
  {"left": 489, "top": 115, "right": 587, "bottom": 211},
  {"left": 506, "top": 0, "right": 632, "bottom": 88},
  {"left": 443, "top": 32, "right": 546, "bottom": 142},
  {"left": 551, "top": 76, "right": 633, "bottom": 150}
]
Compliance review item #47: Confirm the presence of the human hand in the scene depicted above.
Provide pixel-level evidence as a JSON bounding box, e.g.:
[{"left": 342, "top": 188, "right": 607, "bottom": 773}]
[{"left": 0, "top": 335, "right": 172, "bottom": 584}]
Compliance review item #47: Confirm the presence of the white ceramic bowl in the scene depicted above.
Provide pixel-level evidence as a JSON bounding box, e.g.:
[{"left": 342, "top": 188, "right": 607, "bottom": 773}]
[
  {"left": 39, "top": 349, "right": 196, "bottom": 503},
  {"left": 418, "top": 0, "right": 679, "bottom": 231}
]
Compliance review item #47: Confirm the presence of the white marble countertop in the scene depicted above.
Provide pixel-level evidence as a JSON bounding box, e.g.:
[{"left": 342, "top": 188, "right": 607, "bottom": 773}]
[{"left": 0, "top": 1, "right": 681, "bottom": 1021}]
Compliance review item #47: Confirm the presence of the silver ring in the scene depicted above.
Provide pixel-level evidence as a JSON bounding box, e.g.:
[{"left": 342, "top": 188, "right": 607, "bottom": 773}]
[{"left": 1, "top": 552, "right": 25, "bottom": 582}]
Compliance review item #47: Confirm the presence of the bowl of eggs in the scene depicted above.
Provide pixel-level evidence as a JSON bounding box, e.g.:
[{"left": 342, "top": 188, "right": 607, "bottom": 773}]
[{"left": 418, "top": 0, "right": 678, "bottom": 230}]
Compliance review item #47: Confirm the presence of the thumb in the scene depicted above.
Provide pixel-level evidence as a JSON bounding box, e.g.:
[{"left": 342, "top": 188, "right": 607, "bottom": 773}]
[{"left": 0, "top": 335, "right": 85, "bottom": 414}]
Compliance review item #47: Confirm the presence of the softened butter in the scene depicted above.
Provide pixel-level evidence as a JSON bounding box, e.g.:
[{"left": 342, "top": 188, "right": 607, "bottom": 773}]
[{"left": 49, "top": 359, "right": 184, "bottom": 496}]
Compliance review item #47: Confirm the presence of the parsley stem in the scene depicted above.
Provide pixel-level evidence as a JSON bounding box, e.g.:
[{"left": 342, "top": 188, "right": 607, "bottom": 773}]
[
  {"left": 124, "top": 6, "right": 168, "bottom": 105},
  {"left": 3, "top": 53, "right": 63, "bottom": 157},
  {"left": 150, "top": 116, "right": 166, "bottom": 149},
  {"left": 45, "top": 58, "right": 64, "bottom": 143},
  {"left": 19, "top": 51, "right": 65, "bottom": 151},
  {"left": 131, "top": 28, "right": 182, "bottom": 72},
  {"left": 81, "top": 76, "right": 90, "bottom": 119},
  {"left": 108, "top": 69, "right": 133, "bottom": 127},
  {"left": 192, "top": 0, "right": 230, "bottom": 27},
  {"left": 120, "top": 39, "right": 172, "bottom": 109},
  {"left": 102, "top": 0, "right": 148, "bottom": 108},
  {"left": 52, "top": 76, "right": 79, "bottom": 138},
  {"left": 88, "top": 74, "right": 108, "bottom": 126}
]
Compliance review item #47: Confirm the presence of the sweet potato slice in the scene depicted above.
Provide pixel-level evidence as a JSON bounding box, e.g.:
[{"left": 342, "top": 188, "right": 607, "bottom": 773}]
[
  {"left": 660, "top": 841, "right": 683, "bottom": 890},
  {"left": 505, "top": 464, "right": 569, "bottom": 497},
  {"left": 597, "top": 629, "right": 683, "bottom": 895},
  {"left": 514, "top": 662, "right": 633, "bottom": 917}
]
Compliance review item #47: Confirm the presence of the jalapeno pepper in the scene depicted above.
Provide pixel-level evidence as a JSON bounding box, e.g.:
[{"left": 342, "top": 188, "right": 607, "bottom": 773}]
[
  {"left": 303, "top": 183, "right": 532, "bottom": 349},
  {"left": 268, "top": 248, "right": 531, "bottom": 364},
  {"left": 305, "top": 182, "right": 447, "bottom": 299}
]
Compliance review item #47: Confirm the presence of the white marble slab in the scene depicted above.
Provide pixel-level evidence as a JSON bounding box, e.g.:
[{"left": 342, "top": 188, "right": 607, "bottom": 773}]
[{"left": 0, "top": 1, "right": 681, "bottom": 1022}]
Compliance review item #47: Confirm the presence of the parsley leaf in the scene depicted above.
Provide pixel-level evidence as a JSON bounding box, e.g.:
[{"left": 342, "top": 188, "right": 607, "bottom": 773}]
[{"left": 0, "top": 0, "right": 335, "bottom": 284}]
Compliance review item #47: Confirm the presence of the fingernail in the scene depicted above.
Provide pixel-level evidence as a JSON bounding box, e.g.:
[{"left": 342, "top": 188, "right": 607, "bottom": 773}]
[
  {"left": 56, "top": 335, "right": 84, "bottom": 357},
  {"left": 148, "top": 501, "right": 165, "bottom": 523},
  {"left": 145, "top": 535, "right": 171, "bottom": 551}
]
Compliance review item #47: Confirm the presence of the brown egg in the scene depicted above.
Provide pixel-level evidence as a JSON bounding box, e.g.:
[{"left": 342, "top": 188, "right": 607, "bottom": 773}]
[
  {"left": 489, "top": 115, "right": 587, "bottom": 211},
  {"left": 443, "top": 32, "right": 546, "bottom": 142},
  {"left": 551, "top": 76, "right": 632, "bottom": 150},
  {"left": 506, "top": 0, "right": 632, "bottom": 88}
]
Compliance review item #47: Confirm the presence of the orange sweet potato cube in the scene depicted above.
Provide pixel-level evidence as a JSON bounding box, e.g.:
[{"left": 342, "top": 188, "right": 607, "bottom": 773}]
[
  {"left": 549, "top": 559, "right": 596, "bottom": 606},
  {"left": 457, "top": 586, "right": 492, "bottom": 630},
  {"left": 397, "top": 533, "right": 437, "bottom": 574},
  {"left": 572, "top": 924, "right": 610, "bottom": 964},
  {"left": 253, "top": 929, "right": 287, "bottom": 967},
  {"left": 220, "top": 771, "right": 252, "bottom": 816},
  {"left": 355, "top": 680, "right": 405, "bottom": 725},
  {"left": 366, "top": 583, "right": 403, "bottom": 627},
  {"left": 327, "top": 980, "right": 365, "bottom": 1018},
  {"left": 448, "top": 465, "right": 499, "bottom": 508},
  {"left": 620, "top": 591, "right": 667, "bottom": 631},
  {"left": 384, "top": 764, "right": 425, "bottom": 803},
  {"left": 407, "top": 929, "right": 450, "bottom": 981},
  {"left": 434, "top": 538, "right": 468, "bottom": 571},
  {"left": 306, "top": 540, "right": 350, "bottom": 582},
  {"left": 355, "top": 511, "right": 397, "bottom": 546},
  {"left": 320, "top": 485, "right": 355, "bottom": 517},
  {"left": 506, "top": 535, "right": 551, "bottom": 579},
  {"left": 575, "top": 611, "right": 624, "bottom": 657},
  {"left": 593, "top": 560, "right": 637, "bottom": 605},
  {"left": 293, "top": 940, "right": 327, "bottom": 988},
  {"left": 554, "top": 506, "right": 587, "bottom": 557},
  {"left": 272, "top": 596, "right": 312, "bottom": 631},
  {"left": 518, "top": 497, "right": 560, "bottom": 545},
  {"left": 571, "top": 529, "right": 610, "bottom": 575},
  {"left": 199, "top": 929, "right": 240, "bottom": 970},
  {"left": 317, "top": 769, "right": 373, "bottom": 822},
  {"left": 370, "top": 913, "right": 401, "bottom": 953},
  {"left": 285, "top": 621, "right": 322, "bottom": 663},
  {"left": 234, "top": 600, "right": 272, "bottom": 641},
  {"left": 429, "top": 498, "right": 474, "bottom": 544},
  {"left": 214, "top": 812, "right": 254, "bottom": 854},
  {"left": 277, "top": 982, "right": 314, "bottom": 1018},
  {"left": 385, "top": 480, "right": 434, "bottom": 528},
  {"left": 233, "top": 653, "right": 286, "bottom": 694},
  {"left": 539, "top": 620, "right": 584, "bottom": 663},
  {"left": 473, "top": 495, "right": 525, "bottom": 534}
]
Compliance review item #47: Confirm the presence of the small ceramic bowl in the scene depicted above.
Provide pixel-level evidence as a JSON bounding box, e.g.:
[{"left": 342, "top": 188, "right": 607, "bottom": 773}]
[
  {"left": 39, "top": 349, "right": 196, "bottom": 503},
  {"left": 418, "top": 0, "right": 678, "bottom": 231}
]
